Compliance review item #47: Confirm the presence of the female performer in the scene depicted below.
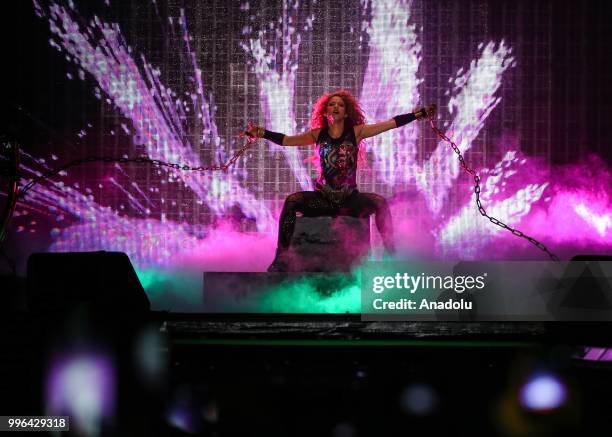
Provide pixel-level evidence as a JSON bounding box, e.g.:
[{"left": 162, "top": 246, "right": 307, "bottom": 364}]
[{"left": 246, "top": 90, "right": 435, "bottom": 271}]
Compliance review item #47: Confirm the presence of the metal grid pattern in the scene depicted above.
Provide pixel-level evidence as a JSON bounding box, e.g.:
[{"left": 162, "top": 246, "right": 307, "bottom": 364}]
[{"left": 92, "top": 0, "right": 553, "bottom": 227}]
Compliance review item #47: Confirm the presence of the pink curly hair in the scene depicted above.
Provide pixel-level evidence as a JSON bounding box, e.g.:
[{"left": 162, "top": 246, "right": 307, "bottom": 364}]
[
  {"left": 310, "top": 89, "right": 366, "bottom": 129},
  {"left": 306, "top": 90, "right": 368, "bottom": 175}
]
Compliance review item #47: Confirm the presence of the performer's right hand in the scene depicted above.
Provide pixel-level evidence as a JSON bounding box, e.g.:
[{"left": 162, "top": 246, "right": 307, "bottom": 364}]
[{"left": 242, "top": 122, "right": 264, "bottom": 139}]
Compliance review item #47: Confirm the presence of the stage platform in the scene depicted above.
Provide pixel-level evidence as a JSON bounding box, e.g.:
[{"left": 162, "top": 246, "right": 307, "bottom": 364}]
[{"left": 158, "top": 313, "right": 612, "bottom": 348}]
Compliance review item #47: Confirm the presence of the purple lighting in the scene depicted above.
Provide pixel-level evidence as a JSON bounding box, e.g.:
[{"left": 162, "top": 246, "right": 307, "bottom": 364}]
[
  {"left": 519, "top": 373, "right": 567, "bottom": 412},
  {"left": 360, "top": 0, "right": 422, "bottom": 186},
  {"left": 33, "top": 0, "right": 274, "bottom": 230},
  {"left": 15, "top": 0, "right": 610, "bottom": 277},
  {"left": 45, "top": 352, "right": 115, "bottom": 436},
  {"left": 241, "top": 0, "right": 315, "bottom": 191}
]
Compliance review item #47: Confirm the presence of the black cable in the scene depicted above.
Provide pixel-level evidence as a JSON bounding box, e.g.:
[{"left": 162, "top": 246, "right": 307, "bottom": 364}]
[{"left": 0, "top": 138, "right": 20, "bottom": 244}]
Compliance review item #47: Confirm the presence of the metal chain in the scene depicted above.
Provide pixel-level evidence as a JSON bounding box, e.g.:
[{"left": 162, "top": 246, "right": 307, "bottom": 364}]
[
  {"left": 427, "top": 116, "right": 560, "bottom": 262},
  {"left": 20, "top": 141, "right": 254, "bottom": 196},
  {"left": 18, "top": 123, "right": 560, "bottom": 261}
]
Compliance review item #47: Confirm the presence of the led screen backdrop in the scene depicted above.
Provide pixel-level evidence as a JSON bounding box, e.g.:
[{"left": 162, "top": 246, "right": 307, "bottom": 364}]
[{"left": 4, "top": 0, "right": 611, "bottom": 310}]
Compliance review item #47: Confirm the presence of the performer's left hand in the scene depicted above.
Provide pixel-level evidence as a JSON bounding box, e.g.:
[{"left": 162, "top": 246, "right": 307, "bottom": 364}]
[
  {"left": 424, "top": 104, "right": 436, "bottom": 118},
  {"left": 414, "top": 104, "right": 436, "bottom": 120}
]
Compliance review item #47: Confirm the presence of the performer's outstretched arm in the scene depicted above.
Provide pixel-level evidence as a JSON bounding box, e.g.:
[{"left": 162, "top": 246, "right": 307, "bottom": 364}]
[
  {"left": 243, "top": 125, "right": 321, "bottom": 146},
  {"left": 355, "top": 105, "right": 436, "bottom": 141}
]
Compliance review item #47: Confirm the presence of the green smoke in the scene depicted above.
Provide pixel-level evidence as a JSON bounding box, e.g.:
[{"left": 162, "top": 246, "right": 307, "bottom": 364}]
[
  {"left": 136, "top": 267, "right": 364, "bottom": 314},
  {"left": 136, "top": 268, "right": 204, "bottom": 312},
  {"left": 256, "top": 270, "right": 362, "bottom": 313}
]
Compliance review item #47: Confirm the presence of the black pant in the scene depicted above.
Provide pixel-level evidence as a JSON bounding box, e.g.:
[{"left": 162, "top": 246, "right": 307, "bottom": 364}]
[{"left": 272, "top": 190, "right": 395, "bottom": 262}]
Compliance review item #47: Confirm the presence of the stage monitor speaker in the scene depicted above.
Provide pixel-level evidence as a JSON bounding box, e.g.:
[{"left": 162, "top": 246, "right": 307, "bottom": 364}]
[
  {"left": 26, "top": 253, "right": 157, "bottom": 433},
  {"left": 26, "top": 251, "right": 150, "bottom": 317}
]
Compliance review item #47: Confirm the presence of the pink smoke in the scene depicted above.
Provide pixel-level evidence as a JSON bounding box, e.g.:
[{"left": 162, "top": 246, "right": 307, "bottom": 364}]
[
  {"left": 171, "top": 222, "right": 277, "bottom": 272},
  {"left": 486, "top": 154, "right": 612, "bottom": 259},
  {"left": 522, "top": 156, "right": 610, "bottom": 239}
]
